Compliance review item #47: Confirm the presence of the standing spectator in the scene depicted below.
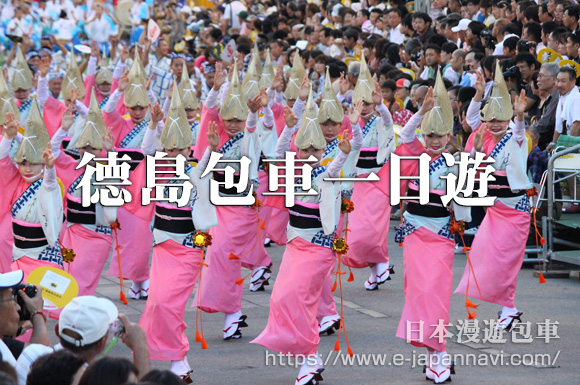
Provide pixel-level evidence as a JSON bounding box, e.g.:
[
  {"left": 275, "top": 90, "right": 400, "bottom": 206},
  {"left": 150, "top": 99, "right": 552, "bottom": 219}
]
[
  {"left": 222, "top": 0, "right": 248, "bottom": 32},
  {"left": 532, "top": 63, "right": 560, "bottom": 150},
  {"left": 386, "top": 8, "right": 405, "bottom": 44}
]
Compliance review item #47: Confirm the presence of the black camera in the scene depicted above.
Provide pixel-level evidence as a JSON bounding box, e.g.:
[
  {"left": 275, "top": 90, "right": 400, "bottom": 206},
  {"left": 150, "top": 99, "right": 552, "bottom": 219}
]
[
  {"left": 13, "top": 283, "right": 37, "bottom": 321},
  {"left": 463, "top": 64, "right": 470, "bottom": 72},
  {"left": 412, "top": 51, "right": 421, "bottom": 63},
  {"left": 503, "top": 66, "right": 520, "bottom": 79}
]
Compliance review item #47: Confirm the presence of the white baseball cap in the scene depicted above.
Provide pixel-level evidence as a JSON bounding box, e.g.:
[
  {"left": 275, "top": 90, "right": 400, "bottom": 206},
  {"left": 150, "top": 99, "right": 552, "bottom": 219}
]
[
  {"left": 0, "top": 270, "right": 24, "bottom": 290},
  {"left": 59, "top": 296, "right": 118, "bottom": 347},
  {"left": 452, "top": 19, "right": 472, "bottom": 33}
]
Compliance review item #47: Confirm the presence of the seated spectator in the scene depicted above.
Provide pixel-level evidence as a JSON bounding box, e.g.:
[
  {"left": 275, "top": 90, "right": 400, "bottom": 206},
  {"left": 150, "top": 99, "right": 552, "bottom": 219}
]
[
  {"left": 57, "top": 297, "right": 149, "bottom": 377},
  {"left": 26, "top": 350, "right": 85, "bottom": 385},
  {"left": 141, "top": 369, "right": 185, "bottom": 385},
  {"left": 78, "top": 357, "right": 137, "bottom": 385}
]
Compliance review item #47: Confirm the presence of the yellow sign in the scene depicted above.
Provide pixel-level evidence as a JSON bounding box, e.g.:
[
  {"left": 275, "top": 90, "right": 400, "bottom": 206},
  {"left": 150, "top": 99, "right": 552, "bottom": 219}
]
[
  {"left": 27, "top": 267, "right": 79, "bottom": 310},
  {"left": 537, "top": 48, "right": 562, "bottom": 64},
  {"left": 559, "top": 59, "right": 580, "bottom": 78}
]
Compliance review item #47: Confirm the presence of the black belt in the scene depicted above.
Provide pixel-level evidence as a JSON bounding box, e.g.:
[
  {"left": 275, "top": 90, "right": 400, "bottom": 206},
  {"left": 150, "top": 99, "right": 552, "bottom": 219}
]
[
  {"left": 66, "top": 199, "right": 96, "bottom": 225},
  {"left": 13, "top": 222, "right": 48, "bottom": 249},
  {"left": 213, "top": 171, "right": 242, "bottom": 195},
  {"left": 406, "top": 189, "right": 449, "bottom": 218},
  {"left": 154, "top": 205, "right": 195, "bottom": 234},
  {"left": 488, "top": 175, "right": 525, "bottom": 198},
  {"left": 116, "top": 150, "right": 145, "bottom": 171},
  {"left": 289, "top": 204, "right": 322, "bottom": 229},
  {"left": 356, "top": 149, "right": 380, "bottom": 169}
]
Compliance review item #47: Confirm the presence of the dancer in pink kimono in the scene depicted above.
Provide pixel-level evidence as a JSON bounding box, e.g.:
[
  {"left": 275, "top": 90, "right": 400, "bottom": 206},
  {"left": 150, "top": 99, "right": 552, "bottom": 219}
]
[
  {"left": 36, "top": 54, "right": 86, "bottom": 138},
  {"left": 124, "top": 84, "right": 218, "bottom": 382},
  {"left": 50, "top": 91, "right": 117, "bottom": 297},
  {"left": 0, "top": 104, "right": 63, "bottom": 280},
  {"left": 386, "top": 72, "right": 470, "bottom": 384},
  {"left": 340, "top": 56, "right": 397, "bottom": 292},
  {"left": 252, "top": 87, "right": 352, "bottom": 385},
  {"left": 102, "top": 53, "right": 159, "bottom": 299},
  {"left": 455, "top": 64, "right": 532, "bottom": 331},
  {"left": 192, "top": 61, "right": 269, "bottom": 339}
]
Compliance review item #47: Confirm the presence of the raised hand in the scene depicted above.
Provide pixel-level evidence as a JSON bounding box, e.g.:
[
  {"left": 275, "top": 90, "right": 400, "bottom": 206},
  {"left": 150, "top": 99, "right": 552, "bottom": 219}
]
[
  {"left": 474, "top": 70, "right": 486, "bottom": 96},
  {"left": 70, "top": 88, "right": 80, "bottom": 105},
  {"left": 121, "top": 44, "right": 129, "bottom": 62},
  {"left": 339, "top": 71, "right": 348, "bottom": 95},
  {"left": 248, "top": 93, "right": 262, "bottom": 113},
  {"left": 146, "top": 73, "right": 156, "bottom": 91},
  {"left": 213, "top": 62, "right": 226, "bottom": 91},
  {"left": 338, "top": 127, "right": 352, "bottom": 154},
  {"left": 90, "top": 41, "right": 100, "bottom": 57},
  {"left": 513, "top": 89, "right": 527, "bottom": 117},
  {"left": 118, "top": 70, "right": 130, "bottom": 92},
  {"left": 61, "top": 105, "right": 76, "bottom": 131},
  {"left": 102, "top": 127, "right": 115, "bottom": 152},
  {"left": 283, "top": 105, "right": 299, "bottom": 128},
  {"left": 349, "top": 100, "right": 364, "bottom": 125},
  {"left": 260, "top": 87, "right": 268, "bottom": 107},
  {"left": 271, "top": 66, "right": 283, "bottom": 91},
  {"left": 372, "top": 80, "right": 383, "bottom": 105},
  {"left": 207, "top": 121, "right": 220, "bottom": 152},
  {"left": 2, "top": 112, "right": 18, "bottom": 139},
  {"left": 418, "top": 87, "right": 434, "bottom": 115},
  {"left": 298, "top": 74, "right": 310, "bottom": 101},
  {"left": 150, "top": 101, "right": 164, "bottom": 124},
  {"left": 473, "top": 125, "right": 486, "bottom": 152},
  {"left": 42, "top": 143, "right": 55, "bottom": 169},
  {"left": 39, "top": 57, "right": 50, "bottom": 77}
]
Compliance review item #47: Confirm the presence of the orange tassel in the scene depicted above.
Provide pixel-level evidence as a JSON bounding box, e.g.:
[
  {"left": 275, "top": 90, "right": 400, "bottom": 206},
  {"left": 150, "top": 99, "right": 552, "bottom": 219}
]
[
  {"left": 236, "top": 272, "right": 252, "bottom": 285},
  {"left": 398, "top": 242, "right": 403, "bottom": 247},
  {"left": 332, "top": 280, "right": 337, "bottom": 292},
  {"left": 347, "top": 270, "right": 354, "bottom": 282},
  {"left": 540, "top": 237, "right": 545, "bottom": 246},
  {"left": 334, "top": 340, "right": 340, "bottom": 351},
  {"left": 201, "top": 338, "right": 208, "bottom": 350},
  {"left": 465, "top": 299, "right": 478, "bottom": 309},
  {"left": 229, "top": 253, "right": 240, "bottom": 260},
  {"left": 195, "top": 330, "right": 202, "bottom": 343},
  {"left": 347, "top": 346, "right": 353, "bottom": 356},
  {"left": 467, "top": 310, "right": 477, "bottom": 319},
  {"left": 539, "top": 273, "right": 547, "bottom": 284},
  {"left": 119, "top": 291, "right": 128, "bottom": 305},
  {"left": 261, "top": 221, "right": 266, "bottom": 230}
]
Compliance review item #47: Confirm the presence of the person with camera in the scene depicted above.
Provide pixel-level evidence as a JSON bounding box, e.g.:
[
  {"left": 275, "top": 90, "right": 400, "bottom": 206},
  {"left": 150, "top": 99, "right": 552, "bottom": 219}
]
[
  {"left": 56, "top": 296, "right": 150, "bottom": 379},
  {"left": 0, "top": 270, "right": 51, "bottom": 384},
  {"left": 514, "top": 52, "right": 541, "bottom": 112}
]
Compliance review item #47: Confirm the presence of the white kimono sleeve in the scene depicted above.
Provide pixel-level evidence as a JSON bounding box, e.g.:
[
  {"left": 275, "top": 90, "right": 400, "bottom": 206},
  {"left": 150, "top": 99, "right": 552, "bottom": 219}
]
[{"left": 39, "top": 167, "right": 64, "bottom": 246}]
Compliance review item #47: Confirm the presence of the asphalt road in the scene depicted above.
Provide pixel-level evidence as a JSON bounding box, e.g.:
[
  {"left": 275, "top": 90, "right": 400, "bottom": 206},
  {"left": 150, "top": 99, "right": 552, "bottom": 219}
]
[{"left": 47, "top": 222, "right": 580, "bottom": 385}]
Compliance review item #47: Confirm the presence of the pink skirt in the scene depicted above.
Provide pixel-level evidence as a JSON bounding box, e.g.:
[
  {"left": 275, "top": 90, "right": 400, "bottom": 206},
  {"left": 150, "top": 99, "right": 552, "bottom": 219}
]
[
  {"left": 193, "top": 205, "right": 264, "bottom": 314},
  {"left": 0, "top": 218, "right": 14, "bottom": 273},
  {"left": 11, "top": 257, "right": 63, "bottom": 281},
  {"left": 61, "top": 224, "right": 112, "bottom": 297},
  {"left": 342, "top": 180, "right": 391, "bottom": 268},
  {"left": 265, "top": 207, "right": 289, "bottom": 246},
  {"left": 107, "top": 206, "right": 152, "bottom": 282},
  {"left": 140, "top": 240, "right": 202, "bottom": 361},
  {"left": 455, "top": 200, "right": 530, "bottom": 307},
  {"left": 396, "top": 227, "right": 455, "bottom": 351},
  {"left": 251, "top": 237, "right": 336, "bottom": 356},
  {"left": 316, "top": 259, "right": 338, "bottom": 320}
]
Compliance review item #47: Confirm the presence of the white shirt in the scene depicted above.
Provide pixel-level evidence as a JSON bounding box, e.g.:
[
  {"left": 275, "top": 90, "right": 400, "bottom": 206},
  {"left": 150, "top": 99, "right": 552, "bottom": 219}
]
[
  {"left": 86, "top": 15, "right": 113, "bottom": 43},
  {"left": 387, "top": 24, "right": 405, "bottom": 45},
  {"left": 52, "top": 18, "right": 76, "bottom": 40},
  {"left": 556, "top": 86, "right": 580, "bottom": 134},
  {"left": 223, "top": 1, "right": 247, "bottom": 29},
  {"left": 493, "top": 33, "right": 519, "bottom": 55},
  {"left": 444, "top": 66, "right": 460, "bottom": 85}
]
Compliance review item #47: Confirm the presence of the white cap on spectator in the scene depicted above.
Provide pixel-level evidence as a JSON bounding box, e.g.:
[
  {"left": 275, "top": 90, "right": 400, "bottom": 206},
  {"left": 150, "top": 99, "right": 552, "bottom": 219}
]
[
  {"left": 452, "top": 19, "right": 472, "bottom": 32},
  {"left": 0, "top": 270, "right": 23, "bottom": 290},
  {"left": 59, "top": 296, "right": 118, "bottom": 347}
]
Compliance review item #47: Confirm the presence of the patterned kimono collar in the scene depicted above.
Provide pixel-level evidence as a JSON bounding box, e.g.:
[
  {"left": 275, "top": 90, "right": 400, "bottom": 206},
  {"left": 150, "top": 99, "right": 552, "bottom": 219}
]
[
  {"left": 99, "top": 95, "right": 110, "bottom": 110},
  {"left": 11, "top": 179, "right": 42, "bottom": 217},
  {"left": 322, "top": 137, "right": 339, "bottom": 160},
  {"left": 490, "top": 133, "right": 512, "bottom": 159},
  {"left": 118, "top": 119, "right": 150, "bottom": 149},
  {"left": 361, "top": 114, "right": 378, "bottom": 137},
  {"left": 18, "top": 98, "right": 32, "bottom": 113},
  {"left": 218, "top": 131, "right": 244, "bottom": 155}
]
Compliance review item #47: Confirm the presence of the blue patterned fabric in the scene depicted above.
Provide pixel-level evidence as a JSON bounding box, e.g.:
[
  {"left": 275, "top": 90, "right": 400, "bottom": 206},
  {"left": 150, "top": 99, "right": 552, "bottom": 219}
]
[
  {"left": 11, "top": 179, "right": 42, "bottom": 217},
  {"left": 394, "top": 218, "right": 417, "bottom": 243},
  {"left": 118, "top": 119, "right": 150, "bottom": 148}
]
